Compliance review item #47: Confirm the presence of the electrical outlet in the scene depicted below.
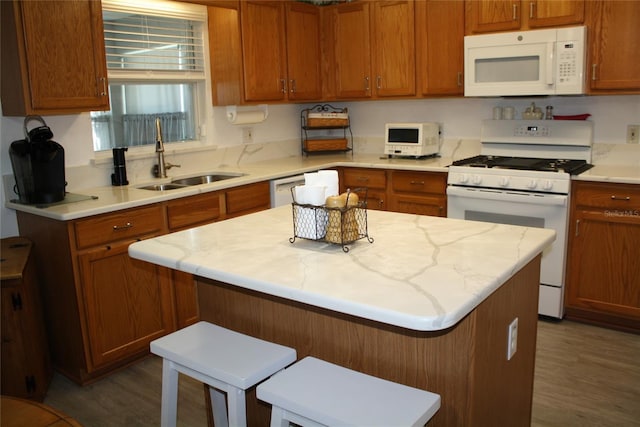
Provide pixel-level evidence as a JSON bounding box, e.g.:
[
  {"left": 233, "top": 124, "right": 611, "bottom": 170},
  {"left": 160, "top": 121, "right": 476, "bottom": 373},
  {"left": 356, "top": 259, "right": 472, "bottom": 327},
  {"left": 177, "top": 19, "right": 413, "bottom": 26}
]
[
  {"left": 627, "top": 125, "right": 640, "bottom": 144},
  {"left": 507, "top": 317, "right": 518, "bottom": 360},
  {"left": 242, "top": 127, "right": 253, "bottom": 144}
]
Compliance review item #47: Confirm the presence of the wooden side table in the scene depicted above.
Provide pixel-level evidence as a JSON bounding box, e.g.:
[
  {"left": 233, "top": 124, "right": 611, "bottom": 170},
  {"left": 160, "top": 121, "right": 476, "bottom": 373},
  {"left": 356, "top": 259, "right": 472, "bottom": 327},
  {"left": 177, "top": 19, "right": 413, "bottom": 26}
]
[
  {"left": 0, "top": 396, "right": 81, "bottom": 427},
  {"left": 1, "top": 237, "right": 52, "bottom": 401}
]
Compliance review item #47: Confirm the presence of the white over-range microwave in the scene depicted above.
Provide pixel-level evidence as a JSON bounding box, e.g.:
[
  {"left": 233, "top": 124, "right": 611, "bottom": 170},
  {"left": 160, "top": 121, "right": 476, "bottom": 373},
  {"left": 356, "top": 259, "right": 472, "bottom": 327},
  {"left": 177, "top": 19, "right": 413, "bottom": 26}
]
[
  {"left": 384, "top": 122, "right": 441, "bottom": 157},
  {"left": 464, "top": 26, "right": 586, "bottom": 97}
]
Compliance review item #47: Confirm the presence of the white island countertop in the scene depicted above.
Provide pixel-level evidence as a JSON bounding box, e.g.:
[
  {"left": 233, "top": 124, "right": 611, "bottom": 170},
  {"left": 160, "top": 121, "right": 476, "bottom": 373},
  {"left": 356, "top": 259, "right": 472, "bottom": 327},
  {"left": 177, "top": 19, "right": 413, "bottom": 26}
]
[{"left": 129, "top": 207, "right": 555, "bottom": 331}]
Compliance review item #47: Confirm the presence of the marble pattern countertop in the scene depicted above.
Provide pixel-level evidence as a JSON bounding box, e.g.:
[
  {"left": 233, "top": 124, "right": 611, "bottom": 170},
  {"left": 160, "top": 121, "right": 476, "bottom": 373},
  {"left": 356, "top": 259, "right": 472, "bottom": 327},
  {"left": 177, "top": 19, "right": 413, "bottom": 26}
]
[
  {"left": 3, "top": 153, "right": 453, "bottom": 221},
  {"left": 128, "top": 206, "right": 555, "bottom": 331},
  {"left": 5, "top": 148, "right": 639, "bottom": 221}
]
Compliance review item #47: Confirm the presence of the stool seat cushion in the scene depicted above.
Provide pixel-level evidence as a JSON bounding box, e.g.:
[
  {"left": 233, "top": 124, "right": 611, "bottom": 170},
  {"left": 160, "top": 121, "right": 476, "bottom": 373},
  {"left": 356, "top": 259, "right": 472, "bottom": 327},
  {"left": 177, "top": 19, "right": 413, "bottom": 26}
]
[
  {"left": 257, "top": 357, "right": 441, "bottom": 427},
  {"left": 150, "top": 321, "right": 296, "bottom": 389}
]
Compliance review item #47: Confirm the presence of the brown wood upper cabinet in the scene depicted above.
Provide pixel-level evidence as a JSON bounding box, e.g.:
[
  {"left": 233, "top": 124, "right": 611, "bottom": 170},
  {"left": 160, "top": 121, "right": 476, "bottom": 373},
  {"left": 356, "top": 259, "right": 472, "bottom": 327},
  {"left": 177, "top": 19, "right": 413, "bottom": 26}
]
[
  {"left": 1, "top": 0, "right": 110, "bottom": 116},
  {"left": 330, "top": 0, "right": 415, "bottom": 100},
  {"left": 209, "top": 1, "right": 322, "bottom": 104},
  {"left": 240, "top": 1, "right": 321, "bottom": 102},
  {"left": 416, "top": 0, "right": 464, "bottom": 96},
  {"left": 586, "top": 0, "right": 640, "bottom": 94},
  {"left": 465, "top": 0, "right": 585, "bottom": 34},
  {"left": 371, "top": 1, "right": 416, "bottom": 97}
]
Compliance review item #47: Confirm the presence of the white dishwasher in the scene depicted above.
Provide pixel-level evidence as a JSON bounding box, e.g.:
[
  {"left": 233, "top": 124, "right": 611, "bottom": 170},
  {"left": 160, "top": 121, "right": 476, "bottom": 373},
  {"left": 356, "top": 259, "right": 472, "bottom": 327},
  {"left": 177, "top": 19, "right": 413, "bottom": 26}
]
[{"left": 270, "top": 174, "right": 306, "bottom": 208}]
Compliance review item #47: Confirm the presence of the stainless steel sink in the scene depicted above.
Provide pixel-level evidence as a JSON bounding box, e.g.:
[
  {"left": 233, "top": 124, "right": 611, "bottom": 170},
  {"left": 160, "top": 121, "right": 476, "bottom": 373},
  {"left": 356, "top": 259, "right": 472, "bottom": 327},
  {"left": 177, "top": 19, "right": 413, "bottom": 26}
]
[
  {"left": 137, "top": 183, "right": 188, "bottom": 191},
  {"left": 171, "top": 173, "right": 245, "bottom": 186}
]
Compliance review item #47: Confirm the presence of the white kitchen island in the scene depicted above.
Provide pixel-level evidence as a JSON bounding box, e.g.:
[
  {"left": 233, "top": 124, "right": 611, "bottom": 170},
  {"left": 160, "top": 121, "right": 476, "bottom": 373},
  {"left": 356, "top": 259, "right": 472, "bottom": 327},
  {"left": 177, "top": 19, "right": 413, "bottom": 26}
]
[{"left": 129, "top": 207, "right": 555, "bottom": 426}]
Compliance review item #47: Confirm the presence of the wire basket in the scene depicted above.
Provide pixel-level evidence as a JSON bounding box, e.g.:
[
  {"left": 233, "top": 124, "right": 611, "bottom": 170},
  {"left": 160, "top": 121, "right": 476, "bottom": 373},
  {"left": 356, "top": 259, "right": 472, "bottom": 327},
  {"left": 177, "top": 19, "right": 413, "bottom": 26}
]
[{"left": 289, "top": 188, "right": 374, "bottom": 252}]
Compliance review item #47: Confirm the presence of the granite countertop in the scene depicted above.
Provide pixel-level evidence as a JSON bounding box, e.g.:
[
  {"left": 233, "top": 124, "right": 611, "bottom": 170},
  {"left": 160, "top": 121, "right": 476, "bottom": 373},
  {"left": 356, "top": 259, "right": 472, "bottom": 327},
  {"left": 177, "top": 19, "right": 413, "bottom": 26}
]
[{"left": 128, "top": 206, "right": 555, "bottom": 331}]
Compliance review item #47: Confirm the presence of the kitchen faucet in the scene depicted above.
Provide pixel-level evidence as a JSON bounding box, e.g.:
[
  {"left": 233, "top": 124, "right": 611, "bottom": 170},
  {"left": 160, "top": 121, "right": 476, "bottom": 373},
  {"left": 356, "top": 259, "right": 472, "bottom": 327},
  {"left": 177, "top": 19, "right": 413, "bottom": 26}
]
[{"left": 153, "top": 117, "right": 180, "bottom": 178}]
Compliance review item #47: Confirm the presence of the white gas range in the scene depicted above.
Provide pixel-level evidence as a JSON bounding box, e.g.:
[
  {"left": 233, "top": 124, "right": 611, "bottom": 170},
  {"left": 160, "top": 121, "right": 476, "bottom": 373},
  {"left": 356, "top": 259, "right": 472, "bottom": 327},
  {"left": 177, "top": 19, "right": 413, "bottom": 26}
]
[{"left": 447, "top": 119, "right": 594, "bottom": 318}]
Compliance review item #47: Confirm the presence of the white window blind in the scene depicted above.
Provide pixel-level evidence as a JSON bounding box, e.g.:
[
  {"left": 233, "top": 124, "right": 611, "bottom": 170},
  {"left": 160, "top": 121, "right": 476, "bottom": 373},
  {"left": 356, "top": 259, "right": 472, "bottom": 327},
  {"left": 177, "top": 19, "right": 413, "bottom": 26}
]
[{"left": 102, "top": 0, "right": 205, "bottom": 74}]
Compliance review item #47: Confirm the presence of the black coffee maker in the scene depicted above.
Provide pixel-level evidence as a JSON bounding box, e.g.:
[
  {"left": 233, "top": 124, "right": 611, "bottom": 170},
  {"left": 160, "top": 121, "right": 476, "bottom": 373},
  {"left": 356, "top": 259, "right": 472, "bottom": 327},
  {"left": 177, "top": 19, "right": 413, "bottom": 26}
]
[
  {"left": 111, "top": 147, "right": 129, "bottom": 186},
  {"left": 9, "top": 116, "right": 66, "bottom": 204}
]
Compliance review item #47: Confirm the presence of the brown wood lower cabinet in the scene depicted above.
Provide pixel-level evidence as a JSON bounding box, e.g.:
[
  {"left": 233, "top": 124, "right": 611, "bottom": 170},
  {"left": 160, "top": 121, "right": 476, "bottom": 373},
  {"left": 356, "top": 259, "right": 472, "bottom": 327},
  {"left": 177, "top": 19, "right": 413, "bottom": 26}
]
[
  {"left": 77, "top": 238, "right": 174, "bottom": 370},
  {"left": 339, "top": 168, "right": 448, "bottom": 217},
  {"left": 388, "top": 170, "right": 447, "bottom": 216},
  {"left": 166, "top": 191, "right": 224, "bottom": 329},
  {"left": 565, "top": 181, "right": 640, "bottom": 333},
  {"left": 17, "top": 205, "right": 174, "bottom": 384},
  {"left": 225, "top": 181, "right": 271, "bottom": 218},
  {"left": 14, "top": 182, "right": 272, "bottom": 384},
  {"left": 340, "top": 167, "right": 388, "bottom": 210}
]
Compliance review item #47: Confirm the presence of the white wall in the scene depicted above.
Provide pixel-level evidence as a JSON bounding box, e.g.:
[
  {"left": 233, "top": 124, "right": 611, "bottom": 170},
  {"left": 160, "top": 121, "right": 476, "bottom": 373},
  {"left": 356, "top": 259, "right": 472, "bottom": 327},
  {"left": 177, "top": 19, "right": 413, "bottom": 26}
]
[{"left": 2, "top": 94, "right": 639, "bottom": 237}]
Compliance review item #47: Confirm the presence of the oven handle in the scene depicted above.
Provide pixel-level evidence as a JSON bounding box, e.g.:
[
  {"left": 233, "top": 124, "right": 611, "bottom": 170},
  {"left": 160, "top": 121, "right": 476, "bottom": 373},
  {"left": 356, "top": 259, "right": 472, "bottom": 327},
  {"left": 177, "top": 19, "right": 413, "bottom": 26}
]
[{"left": 446, "top": 186, "right": 567, "bottom": 206}]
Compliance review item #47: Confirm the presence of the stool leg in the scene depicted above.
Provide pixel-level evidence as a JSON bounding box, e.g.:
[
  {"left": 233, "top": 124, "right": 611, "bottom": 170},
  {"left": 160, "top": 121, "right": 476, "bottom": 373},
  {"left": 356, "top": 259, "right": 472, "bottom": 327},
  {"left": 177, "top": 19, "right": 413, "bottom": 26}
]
[
  {"left": 226, "top": 386, "right": 247, "bottom": 427},
  {"left": 270, "top": 407, "right": 289, "bottom": 427},
  {"left": 161, "top": 360, "right": 179, "bottom": 427},
  {"left": 209, "top": 386, "right": 229, "bottom": 427}
]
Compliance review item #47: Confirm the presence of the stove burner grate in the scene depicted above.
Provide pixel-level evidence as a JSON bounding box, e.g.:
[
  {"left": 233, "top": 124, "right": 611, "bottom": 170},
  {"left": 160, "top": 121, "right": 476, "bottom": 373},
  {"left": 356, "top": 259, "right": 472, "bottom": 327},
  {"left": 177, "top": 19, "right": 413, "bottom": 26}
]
[{"left": 451, "top": 155, "right": 592, "bottom": 175}]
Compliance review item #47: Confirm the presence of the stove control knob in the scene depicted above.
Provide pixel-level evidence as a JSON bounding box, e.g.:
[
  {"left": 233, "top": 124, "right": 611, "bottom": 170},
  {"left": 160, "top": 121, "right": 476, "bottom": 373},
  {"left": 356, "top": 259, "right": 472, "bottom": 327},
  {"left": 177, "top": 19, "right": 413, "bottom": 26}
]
[
  {"left": 527, "top": 179, "right": 538, "bottom": 189},
  {"left": 498, "top": 177, "right": 510, "bottom": 187},
  {"left": 542, "top": 180, "right": 553, "bottom": 190},
  {"left": 457, "top": 174, "right": 469, "bottom": 184},
  {"left": 472, "top": 175, "right": 482, "bottom": 185}
]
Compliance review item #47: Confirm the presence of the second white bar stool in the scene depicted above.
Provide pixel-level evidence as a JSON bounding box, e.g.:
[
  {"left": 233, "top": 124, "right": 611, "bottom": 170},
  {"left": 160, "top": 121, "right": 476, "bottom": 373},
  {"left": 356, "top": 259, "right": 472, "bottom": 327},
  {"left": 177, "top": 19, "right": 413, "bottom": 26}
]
[
  {"left": 150, "top": 321, "right": 296, "bottom": 427},
  {"left": 257, "top": 356, "right": 441, "bottom": 427}
]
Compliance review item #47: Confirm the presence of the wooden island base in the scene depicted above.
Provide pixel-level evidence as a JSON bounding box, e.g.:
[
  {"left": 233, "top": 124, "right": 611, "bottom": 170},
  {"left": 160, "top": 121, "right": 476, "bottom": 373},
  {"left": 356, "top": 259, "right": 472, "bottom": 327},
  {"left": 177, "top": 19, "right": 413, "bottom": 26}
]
[{"left": 196, "top": 255, "right": 541, "bottom": 427}]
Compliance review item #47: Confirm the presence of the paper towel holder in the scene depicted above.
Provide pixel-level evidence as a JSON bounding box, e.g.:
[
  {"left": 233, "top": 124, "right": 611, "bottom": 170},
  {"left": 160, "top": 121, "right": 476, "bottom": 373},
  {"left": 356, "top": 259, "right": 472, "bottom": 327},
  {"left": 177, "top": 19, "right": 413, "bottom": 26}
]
[{"left": 226, "top": 104, "right": 269, "bottom": 125}]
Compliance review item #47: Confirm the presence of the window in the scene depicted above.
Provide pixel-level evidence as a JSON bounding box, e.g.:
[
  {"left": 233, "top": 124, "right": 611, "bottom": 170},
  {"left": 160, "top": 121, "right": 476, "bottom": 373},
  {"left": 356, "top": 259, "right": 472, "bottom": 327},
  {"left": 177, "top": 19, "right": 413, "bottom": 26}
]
[{"left": 92, "top": 0, "right": 207, "bottom": 152}]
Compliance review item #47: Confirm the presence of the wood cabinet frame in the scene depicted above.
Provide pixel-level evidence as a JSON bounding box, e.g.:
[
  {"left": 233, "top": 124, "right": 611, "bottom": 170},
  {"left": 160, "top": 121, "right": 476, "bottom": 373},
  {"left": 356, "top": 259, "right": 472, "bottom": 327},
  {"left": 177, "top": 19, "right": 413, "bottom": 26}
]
[{"left": 1, "top": 0, "right": 109, "bottom": 116}]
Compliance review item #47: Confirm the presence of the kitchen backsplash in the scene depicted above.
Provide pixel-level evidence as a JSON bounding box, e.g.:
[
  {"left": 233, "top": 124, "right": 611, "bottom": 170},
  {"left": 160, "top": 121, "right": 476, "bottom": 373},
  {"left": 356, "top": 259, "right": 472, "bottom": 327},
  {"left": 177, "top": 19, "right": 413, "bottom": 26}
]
[{"left": 2, "top": 95, "right": 639, "bottom": 238}]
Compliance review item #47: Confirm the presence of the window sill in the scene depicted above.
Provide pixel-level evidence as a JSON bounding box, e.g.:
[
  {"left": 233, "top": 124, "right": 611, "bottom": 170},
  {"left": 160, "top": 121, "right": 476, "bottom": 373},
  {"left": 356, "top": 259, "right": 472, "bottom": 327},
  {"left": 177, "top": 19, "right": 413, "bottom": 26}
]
[{"left": 91, "top": 141, "right": 218, "bottom": 166}]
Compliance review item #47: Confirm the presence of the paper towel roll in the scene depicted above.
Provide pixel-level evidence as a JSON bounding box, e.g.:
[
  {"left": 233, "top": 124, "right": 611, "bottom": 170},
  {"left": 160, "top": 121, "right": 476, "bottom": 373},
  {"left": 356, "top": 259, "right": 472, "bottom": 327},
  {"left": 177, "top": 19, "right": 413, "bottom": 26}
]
[
  {"left": 305, "top": 170, "right": 339, "bottom": 199},
  {"left": 294, "top": 185, "right": 326, "bottom": 206},
  {"left": 318, "top": 170, "right": 339, "bottom": 197},
  {"left": 226, "top": 110, "right": 266, "bottom": 125}
]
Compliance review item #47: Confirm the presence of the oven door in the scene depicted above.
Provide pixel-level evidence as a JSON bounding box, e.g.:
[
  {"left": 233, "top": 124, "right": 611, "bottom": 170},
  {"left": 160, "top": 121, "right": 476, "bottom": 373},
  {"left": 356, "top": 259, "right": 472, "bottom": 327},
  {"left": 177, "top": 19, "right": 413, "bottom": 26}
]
[{"left": 447, "top": 185, "right": 568, "bottom": 318}]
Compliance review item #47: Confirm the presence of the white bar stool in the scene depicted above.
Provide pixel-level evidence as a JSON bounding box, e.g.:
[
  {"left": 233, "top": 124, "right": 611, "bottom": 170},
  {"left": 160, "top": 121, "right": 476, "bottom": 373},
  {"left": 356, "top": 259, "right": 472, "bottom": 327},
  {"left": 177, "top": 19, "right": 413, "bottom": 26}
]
[
  {"left": 150, "top": 321, "right": 296, "bottom": 427},
  {"left": 257, "top": 356, "right": 441, "bottom": 427}
]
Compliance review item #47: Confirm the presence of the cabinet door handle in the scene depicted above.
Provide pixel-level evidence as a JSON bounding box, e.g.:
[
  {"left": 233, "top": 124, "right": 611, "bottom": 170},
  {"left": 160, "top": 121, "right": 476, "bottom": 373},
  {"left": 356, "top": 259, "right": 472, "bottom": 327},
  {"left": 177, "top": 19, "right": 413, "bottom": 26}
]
[
  {"left": 611, "top": 195, "right": 631, "bottom": 201},
  {"left": 113, "top": 222, "right": 132, "bottom": 230},
  {"left": 529, "top": 1, "right": 535, "bottom": 18},
  {"left": 513, "top": 3, "right": 518, "bottom": 20},
  {"left": 364, "top": 76, "right": 370, "bottom": 92},
  {"left": 592, "top": 64, "right": 598, "bottom": 81},
  {"left": 280, "top": 79, "right": 287, "bottom": 94},
  {"left": 11, "top": 292, "right": 23, "bottom": 310},
  {"left": 376, "top": 75, "right": 382, "bottom": 90},
  {"left": 290, "top": 79, "right": 296, "bottom": 93},
  {"left": 410, "top": 180, "right": 425, "bottom": 186},
  {"left": 575, "top": 219, "right": 580, "bottom": 237},
  {"left": 457, "top": 72, "right": 463, "bottom": 87},
  {"left": 98, "top": 77, "right": 107, "bottom": 96}
]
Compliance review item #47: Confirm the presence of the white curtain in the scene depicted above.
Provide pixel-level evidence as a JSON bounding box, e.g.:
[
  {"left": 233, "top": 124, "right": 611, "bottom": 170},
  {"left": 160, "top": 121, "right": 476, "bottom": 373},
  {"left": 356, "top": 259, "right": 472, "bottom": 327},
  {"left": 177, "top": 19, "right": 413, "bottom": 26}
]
[{"left": 122, "top": 112, "right": 188, "bottom": 146}]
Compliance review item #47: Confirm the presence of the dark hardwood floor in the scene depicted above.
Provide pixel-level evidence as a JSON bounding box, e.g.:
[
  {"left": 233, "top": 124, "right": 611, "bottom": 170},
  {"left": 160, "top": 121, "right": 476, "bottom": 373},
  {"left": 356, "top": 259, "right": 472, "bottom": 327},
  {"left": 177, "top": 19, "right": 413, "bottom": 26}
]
[{"left": 41, "top": 319, "right": 640, "bottom": 426}]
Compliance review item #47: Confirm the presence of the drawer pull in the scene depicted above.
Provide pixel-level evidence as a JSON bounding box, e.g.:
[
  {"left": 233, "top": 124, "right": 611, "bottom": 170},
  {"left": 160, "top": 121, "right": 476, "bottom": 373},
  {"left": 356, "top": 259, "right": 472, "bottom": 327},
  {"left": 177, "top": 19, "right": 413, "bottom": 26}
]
[
  {"left": 410, "top": 180, "right": 425, "bottom": 185},
  {"left": 610, "top": 195, "right": 631, "bottom": 201},
  {"left": 113, "top": 222, "right": 133, "bottom": 230}
]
